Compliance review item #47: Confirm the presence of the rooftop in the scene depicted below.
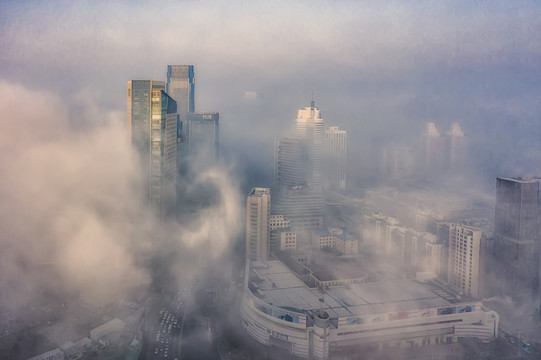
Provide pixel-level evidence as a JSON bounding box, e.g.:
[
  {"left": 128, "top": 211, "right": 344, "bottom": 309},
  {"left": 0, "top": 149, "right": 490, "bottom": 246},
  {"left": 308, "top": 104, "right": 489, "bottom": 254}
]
[{"left": 250, "top": 260, "right": 468, "bottom": 319}]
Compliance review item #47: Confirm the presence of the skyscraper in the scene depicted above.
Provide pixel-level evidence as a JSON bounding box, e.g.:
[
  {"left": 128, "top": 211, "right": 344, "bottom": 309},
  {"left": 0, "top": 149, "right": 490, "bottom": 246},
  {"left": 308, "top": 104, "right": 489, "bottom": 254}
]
[
  {"left": 166, "top": 65, "right": 195, "bottom": 118},
  {"left": 323, "top": 126, "right": 347, "bottom": 191},
  {"left": 186, "top": 112, "right": 219, "bottom": 163},
  {"left": 127, "top": 80, "right": 177, "bottom": 218},
  {"left": 422, "top": 122, "right": 443, "bottom": 174},
  {"left": 493, "top": 177, "right": 541, "bottom": 303},
  {"left": 445, "top": 122, "right": 467, "bottom": 170},
  {"left": 274, "top": 102, "right": 325, "bottom": 231},
  {"left": 246, "top": 188, "right": 271, "bottom": 262}
]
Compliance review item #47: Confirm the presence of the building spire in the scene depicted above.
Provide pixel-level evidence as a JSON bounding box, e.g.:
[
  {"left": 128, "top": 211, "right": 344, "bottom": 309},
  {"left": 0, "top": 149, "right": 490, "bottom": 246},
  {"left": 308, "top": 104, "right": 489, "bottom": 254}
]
[{"left": 311, "top": 87, "right": 315, "bottom": 108}]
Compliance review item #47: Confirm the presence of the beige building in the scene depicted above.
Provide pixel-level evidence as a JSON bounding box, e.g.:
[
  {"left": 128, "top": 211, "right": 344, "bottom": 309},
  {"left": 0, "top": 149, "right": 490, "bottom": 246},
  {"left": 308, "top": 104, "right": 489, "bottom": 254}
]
[
  {"left": 246, "top": 188, "right": 271, "bottom": 262},
  {"left": 448, "top": 224, "right": 485, "bottom": 299}
]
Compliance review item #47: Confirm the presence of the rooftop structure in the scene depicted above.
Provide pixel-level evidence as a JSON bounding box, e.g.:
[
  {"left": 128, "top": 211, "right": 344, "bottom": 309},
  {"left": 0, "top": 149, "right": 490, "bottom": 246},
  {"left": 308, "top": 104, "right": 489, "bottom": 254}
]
[{"left": 241, "top": 259, "right": 499, "bottom": 360}]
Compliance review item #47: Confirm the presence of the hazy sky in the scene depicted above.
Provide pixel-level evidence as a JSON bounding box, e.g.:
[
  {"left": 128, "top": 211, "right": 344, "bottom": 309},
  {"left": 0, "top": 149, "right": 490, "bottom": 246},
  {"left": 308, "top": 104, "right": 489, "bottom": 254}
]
[{"left": 2, "top": 0, "right": 541, "bottom": 182}]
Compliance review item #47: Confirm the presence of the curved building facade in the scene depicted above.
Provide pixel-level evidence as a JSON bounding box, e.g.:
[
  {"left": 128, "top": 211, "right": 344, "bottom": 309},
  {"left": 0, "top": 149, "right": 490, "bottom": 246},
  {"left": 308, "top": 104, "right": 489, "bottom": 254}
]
[{"left": 241, "top": 260, "right": 499, "bottom": 360}]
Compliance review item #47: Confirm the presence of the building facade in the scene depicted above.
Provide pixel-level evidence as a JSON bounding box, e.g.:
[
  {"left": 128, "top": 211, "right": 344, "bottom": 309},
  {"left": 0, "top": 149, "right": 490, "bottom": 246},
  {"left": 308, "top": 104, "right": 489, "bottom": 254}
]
[
  {"left": 274, "top": 103, "right": 325, "bottom": 231},
  {"left": 187, "top": 112, "right": 219, "bottom": 163},
  {"left": 242, "top": 260, "right": 499, "bottom": 360},
  {"left": 323, "top": 126, "right": 347, "bottom": 191},
  {"left": 127, "top": 80, "right": 177, "bottom": 218},
  {"left": 166, "top": 65, "right": 195, "bottom": 118},
  {"left": 246, "top": 188, "right": 271, "bottom": 262},
  {"left": 493, "top": 177, "right": 541, "bottom": 303},
  {"left": 448, "top": 224, "right": 485, "bottom": 299}
]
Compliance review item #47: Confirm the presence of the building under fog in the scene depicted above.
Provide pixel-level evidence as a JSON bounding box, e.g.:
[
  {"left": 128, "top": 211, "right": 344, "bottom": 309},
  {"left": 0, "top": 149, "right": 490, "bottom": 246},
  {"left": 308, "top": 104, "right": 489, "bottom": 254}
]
[
  {"left": 380, "top": 145, "right": 414, "bottom": 180},
  {"left": 127, "top": 80, "right": 177, "bottom": 218},
  {"left": 166, "top": 65, "right": 195, "bottom": 118},
  {"left": 241, "top": 259, "right": 499, "bottom": 360},
  {"left": 274, "top": 102, "right": 325, "bottom": 230},
  {"left": 493, "top": 177, "right": 541, "bottom": 303},
  {"left": 187, "top": 112, "right": 220, "bottom": 163},
  {"left": 323, "top": 126, "right": 347, "bottom": 191},
  {"left": 445, "top": 122, "right": 467, "bottom": 170},
  {"left": 246, "top": 188, "right": 271, "bottom": 262},
  {"left": 447, "top": 224, "right": 485, "bottom": 299}
]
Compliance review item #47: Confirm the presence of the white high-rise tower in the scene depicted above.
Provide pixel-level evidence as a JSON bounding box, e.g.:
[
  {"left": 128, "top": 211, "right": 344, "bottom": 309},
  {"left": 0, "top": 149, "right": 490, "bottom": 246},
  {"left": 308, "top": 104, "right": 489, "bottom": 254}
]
[
  {"left": 323, "top": 126, "right": 347, "bottom": 190},
  {"left": 246, "top": 188, "right": 271, "bottom": 262}
]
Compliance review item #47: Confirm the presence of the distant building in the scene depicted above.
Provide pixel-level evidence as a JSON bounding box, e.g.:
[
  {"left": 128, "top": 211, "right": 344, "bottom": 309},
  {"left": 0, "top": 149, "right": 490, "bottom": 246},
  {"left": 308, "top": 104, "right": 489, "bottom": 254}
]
[
  {"left": 493, "top": 177, "right": 541, "bottom": 303},
  {"left": 312, "top": 227, "right": 358, "bottom": 257},
  {"left": 445, "top": 122, "right": 467, "bottom": 170},
  {"left": 187, "top": 112, "right": 219, "bottom": 163},
  {"left": 380, "top": 145, "right": 414, "bottom": 180},
  {"left": 323, "top": 126, "right": 347, "bottom": 191},
  {"left": 448, "top": 224, "right": 485, "bottom": 299},
  {"left": 274, "top": 102, "right": 325, "bottom": 231},
  {"left": 422, "top": 122, "right": 443, "bottom": 174},
  {"left": 26, "top": 348, "right": 64, "bottom": 360},
  {"left": 166, "top": 65, "right": 195, "bottom": 118},
  {"left": 246, "top": 188, "right": 271, "bottom": 262},
  {"left": 269, "top": 215, "right": 295, "bottom": 255},
  {"left": 278, "top": 229, "right": 297, "bottom": 251},
  {"left": 127, "top": 80, "right": 177, "bottom": 218}
]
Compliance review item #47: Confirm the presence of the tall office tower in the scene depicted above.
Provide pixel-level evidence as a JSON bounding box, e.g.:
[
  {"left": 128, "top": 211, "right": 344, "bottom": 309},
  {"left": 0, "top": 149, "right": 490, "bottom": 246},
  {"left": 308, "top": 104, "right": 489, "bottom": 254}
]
[
  {"left": 127, "top": 80, "right": 177, "bottom": 218},
  {"left": 448, "top": 224, "right": 485, "bottom": 299},
  {"left": 493, "top": 177, "right": 541, "bottom": 303},
  {"left": 445, "top": 122, "right": 467, "bottom": 170},
  {"left": 380, "top": 145, "right": 414, "bottom": 180},
  {"left": 422, "top": 122, "right": 443, "bottom": 174},
  {"left": 166, "top": 65, "right": 195, "bottom": 204},
  {"left": 274, "top": 102, "right": 325, "bottom": 231},
  {"left": 323, "top": 126, "right": 347, "bottom": 191},
  {"left": 246, "top": 188, "right": 271, "bottom": 262},
  {"left": 186, "top": 112, "right": 219, "bottom": 163},
  {"left": 166, "top": 65, "right": 195, "bottom": 117}
]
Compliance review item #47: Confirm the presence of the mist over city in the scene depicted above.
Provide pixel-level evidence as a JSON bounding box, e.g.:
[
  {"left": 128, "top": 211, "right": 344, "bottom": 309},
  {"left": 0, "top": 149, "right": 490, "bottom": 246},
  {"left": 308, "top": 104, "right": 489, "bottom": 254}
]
[{"left": 1, "top": 1, "right": 541, "bottom": 359}]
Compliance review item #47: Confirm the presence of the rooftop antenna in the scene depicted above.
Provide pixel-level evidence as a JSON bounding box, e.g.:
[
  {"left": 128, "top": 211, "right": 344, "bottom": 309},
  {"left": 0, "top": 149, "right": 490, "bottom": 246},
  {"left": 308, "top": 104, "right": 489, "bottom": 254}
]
[{"left": 311, "top": 87, "right": 315, "bottom": 108}]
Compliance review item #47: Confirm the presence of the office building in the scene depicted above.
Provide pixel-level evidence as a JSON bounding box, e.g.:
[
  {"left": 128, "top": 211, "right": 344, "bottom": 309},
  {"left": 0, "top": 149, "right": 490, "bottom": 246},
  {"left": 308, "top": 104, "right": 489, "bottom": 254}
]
[
  {"left": 323, "top": 126, "right": 347, "bottom": 191},
  {"left": 493, "top": 177, "right": 541, "bottom": 302},
  {"left": 448, "top": 224, "right": 485, "bottom": 299},
  {"left": 246, "top": 188, "right": 271, "bottom": 262},
  {"left": 166, "top": 65, "right": 195, "bottom": 118},
  {"left": 187, "top": 112, "right": 219, "bottom": 163},
  {"left": 274, "top": 102, "right": 325, "bottom": 231},
  {"left": 127, "top": 80, "right": 177, "bottom": 218}
]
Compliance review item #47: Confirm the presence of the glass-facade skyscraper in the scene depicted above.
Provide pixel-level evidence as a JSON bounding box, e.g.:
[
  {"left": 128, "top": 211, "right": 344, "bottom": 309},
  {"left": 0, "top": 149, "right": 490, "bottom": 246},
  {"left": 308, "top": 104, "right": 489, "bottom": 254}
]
[
  {"left": 274, "top": 102, "right": 325, "bottom": 231},
  {"left": 187, "top": 112, "right": 220, "bottom": 163},
  {"left": 127, "top": 80, "right": 177, "bottom": 218},
  {"left": 166, "top": 65, "right": 195, "bottom": 118}
]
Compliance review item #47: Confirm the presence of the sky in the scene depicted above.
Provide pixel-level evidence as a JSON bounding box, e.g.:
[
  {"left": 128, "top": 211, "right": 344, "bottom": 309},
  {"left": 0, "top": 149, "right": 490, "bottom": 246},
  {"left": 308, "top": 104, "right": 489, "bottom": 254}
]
[
  {"left": 1, "top": 0, "right": 541, "bottom": 353},
  {"left": 2, "top": 0, "right": 541, "bottom": 182}
]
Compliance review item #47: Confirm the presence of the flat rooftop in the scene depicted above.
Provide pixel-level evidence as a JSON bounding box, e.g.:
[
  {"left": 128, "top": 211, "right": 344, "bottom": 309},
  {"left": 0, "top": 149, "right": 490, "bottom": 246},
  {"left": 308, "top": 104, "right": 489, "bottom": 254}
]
[{"left": 250, "top": 260, "right": 462, "bottom": 319}]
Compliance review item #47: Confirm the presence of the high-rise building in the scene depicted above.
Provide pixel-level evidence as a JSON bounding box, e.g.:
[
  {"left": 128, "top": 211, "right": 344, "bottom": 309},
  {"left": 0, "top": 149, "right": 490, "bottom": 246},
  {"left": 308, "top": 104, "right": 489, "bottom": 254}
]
[
  {"left": 493, "top": 177, "right": 541, "bottom": 303},
  {"left": 246, "top": 188, "right": 271, "bottom": 262},
  {"left": 166, "top": 65, "right": 195, "bottom": 202},
  {"left": 187, "top": 112, "right": 219, "bottom": 163},
  {"left": 422, "top": 122, "right": 443, "bottom": 174},
  {"left": 448, "top": 224, "right": 485, "bottom": 299},
  {"left": 166, "top": 65, "right": 195, "bottom": 118},
  {"left": 380, "top": 145, "right": 414, "bottom": 180},
  {"left": 274, "top": 102, "right": 325, "bottom": 231},
  {"left": 445, "top": 122, "right": 467, "bottom": 170},
  {"left": 127, "top": 80, "right": 177, "bottom": 218},
  {"left": 323, "top": 126, "right": 347, "bottom": 191}
]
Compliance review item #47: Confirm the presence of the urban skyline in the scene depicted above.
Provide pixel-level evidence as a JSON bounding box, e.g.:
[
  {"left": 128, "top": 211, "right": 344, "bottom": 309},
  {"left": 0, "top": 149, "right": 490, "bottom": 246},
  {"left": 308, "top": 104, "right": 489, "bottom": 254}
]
[{"left": 2, "top": 1, "right": 541, "bottom": 360}]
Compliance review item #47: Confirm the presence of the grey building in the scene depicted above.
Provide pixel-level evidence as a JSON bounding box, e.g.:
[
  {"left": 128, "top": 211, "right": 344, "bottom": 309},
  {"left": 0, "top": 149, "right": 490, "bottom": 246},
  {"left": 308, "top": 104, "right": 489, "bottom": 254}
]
[
  {"left": 127, "top": 80, "right": 177, "bottom": 218},
  {"left": 493, "top": 177, "right": 540, "bottom": 304},
  {"left": 187, "top": 112, "right": 220, "bottom": 163}
]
